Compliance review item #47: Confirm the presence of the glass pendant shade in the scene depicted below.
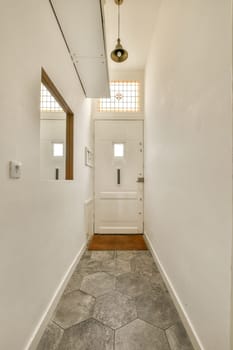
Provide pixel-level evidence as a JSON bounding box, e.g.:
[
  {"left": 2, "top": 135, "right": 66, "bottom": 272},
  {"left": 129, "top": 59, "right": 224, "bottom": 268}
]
[{"left": 111, "top": 38, "right": 128, "bottom": 63}]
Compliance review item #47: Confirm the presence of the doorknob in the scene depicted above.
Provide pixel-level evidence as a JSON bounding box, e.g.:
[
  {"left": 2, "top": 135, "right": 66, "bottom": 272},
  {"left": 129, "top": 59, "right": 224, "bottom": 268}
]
[{"left": 137, "top": 177, "right": 144, "bottom": 183}]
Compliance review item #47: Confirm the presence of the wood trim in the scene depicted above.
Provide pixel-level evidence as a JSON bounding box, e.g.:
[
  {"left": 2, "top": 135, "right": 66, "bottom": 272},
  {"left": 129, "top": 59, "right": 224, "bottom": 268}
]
[
  {"left": 41, "top": 68, "right": 74, "bottom": 180},
  {"left": 41, "top": 68, "right": 72, "bottom": 114},
  {"left": 66, "top": 113, "right": 74, "bottom": 180}
]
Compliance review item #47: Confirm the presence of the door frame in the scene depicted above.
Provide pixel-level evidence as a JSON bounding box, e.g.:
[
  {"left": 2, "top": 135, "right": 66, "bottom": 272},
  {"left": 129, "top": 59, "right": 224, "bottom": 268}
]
[{"left": 93, "top": 118, "right": 144, "bottom": 234}]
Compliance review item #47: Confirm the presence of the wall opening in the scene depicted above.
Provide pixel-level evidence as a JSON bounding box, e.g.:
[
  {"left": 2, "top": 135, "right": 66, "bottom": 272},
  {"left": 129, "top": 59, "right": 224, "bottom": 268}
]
[{"left": 40, "top": 68, "right": 74, "bottom": 180}]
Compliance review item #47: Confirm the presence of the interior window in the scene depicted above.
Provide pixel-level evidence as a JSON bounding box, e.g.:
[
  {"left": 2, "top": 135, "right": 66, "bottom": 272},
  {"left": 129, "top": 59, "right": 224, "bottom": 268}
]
[
  {"left": 52, "top": 142, "right": 64, "bottom": 157},
  {"left": 40, "top": 69, "right": 73, "bottom": 180},
  {"left": 114, "top": 143, "right": 124, "bottom": 157}
]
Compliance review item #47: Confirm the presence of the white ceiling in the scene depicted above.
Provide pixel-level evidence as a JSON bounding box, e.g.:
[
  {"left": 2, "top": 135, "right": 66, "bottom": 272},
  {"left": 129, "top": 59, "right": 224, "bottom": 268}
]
[
  {"left": 50, "top": 0, "right": 161, "bottom": 97},
  {"left": 51, "top": 0, "right": 110, "bottom": 97},
  {"left": 103, "top": 0, "right": 161, "bottom": 72}
]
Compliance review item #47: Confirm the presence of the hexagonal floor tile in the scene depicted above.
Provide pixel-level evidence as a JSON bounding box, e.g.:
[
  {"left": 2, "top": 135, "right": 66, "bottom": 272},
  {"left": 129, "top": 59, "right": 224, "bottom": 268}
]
[
  {"left": 57, "top": 319, "right": 114, "bottom": 350},
  {"left": 90, "top": 251, "right": 115, "bottom": 261},
  {"left": 64, "top": 270, "right": 86, "bottom": 295},
  {"left": 116, "top": 251, "right": 136, "bottom": 261},
  {"left": 133, "top": 252, "right": 154, "bottom": 263},
  {"left": 53, "top": 290, "right": 95, "bottom": 329},
  {"left": 80, "top": 250, "right": 92, "bottom": 260},
  {"left": 37, "top": 322, "right": 63, "bottom": 350},
  {"left": 136, "top": 291, "right": 180, "bottom": 329},
  {"left": 101, "top": 258, "right": 116, "bottom": 274},
  {"left": 166, "top": 321, "right": 194, "bottom": 350},
  {"left": 80, "top": 272, "right": 115, "bottom": 297},
  {"left": 93, "top": 290, "right": 137, "bottom": 329},
  {"left": 77, "top": 258, "right": 103, "bottom": 274},
  {"left": 144, "top": 270, "right": 167, "bottom": 295},
  {"left": 130, "top": 254, "right": 158, "bottom": 275},
  {"left": 115, "top": 319, "right": 170, "bottom": 350},
  {"left": 114, "top": 258, "right": 131, "bottom": 276},
  {"left": 116, "top": 272, "right": 151, "bottom": 297},
  {"left": 134, "top": 251, "right": 152, "bottom": 257}
]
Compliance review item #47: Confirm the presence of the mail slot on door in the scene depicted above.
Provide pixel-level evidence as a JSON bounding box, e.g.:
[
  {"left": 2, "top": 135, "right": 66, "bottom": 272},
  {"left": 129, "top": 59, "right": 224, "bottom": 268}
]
[{"left": 137, "top": 177, "right": 144, "bottom": 183}]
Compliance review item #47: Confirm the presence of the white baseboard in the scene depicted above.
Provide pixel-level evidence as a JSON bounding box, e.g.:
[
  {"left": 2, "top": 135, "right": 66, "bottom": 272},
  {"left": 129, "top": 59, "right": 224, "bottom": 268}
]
[
  {"left": 84, "top": 198, "right": 94, "bottom": 241},
  {"left": 144, "top": 232, "right": 205, "bottom": 350},
  {"left": 25, "top": 242, "right": 87, "bottom": 350}
]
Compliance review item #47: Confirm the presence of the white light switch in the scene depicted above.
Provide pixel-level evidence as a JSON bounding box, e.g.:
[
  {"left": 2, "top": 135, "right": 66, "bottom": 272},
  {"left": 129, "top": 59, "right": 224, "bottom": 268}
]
[{"left": 9, "top": 161, "right": 22, "bottom": 179}]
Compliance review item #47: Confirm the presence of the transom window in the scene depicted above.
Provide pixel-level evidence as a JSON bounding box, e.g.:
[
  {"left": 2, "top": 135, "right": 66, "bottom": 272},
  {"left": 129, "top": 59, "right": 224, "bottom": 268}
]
[
  {"left": 40, "top": 83, "right": 63, "bottom": 112},
  {"left": 99, "top": 81, "right": 140, "bottom": 112}
]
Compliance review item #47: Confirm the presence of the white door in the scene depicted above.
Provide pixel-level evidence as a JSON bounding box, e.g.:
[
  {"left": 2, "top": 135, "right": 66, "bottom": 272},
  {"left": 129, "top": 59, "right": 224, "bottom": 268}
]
[{"left": 94, "top": 120, "right": 144, "bottom": 234}]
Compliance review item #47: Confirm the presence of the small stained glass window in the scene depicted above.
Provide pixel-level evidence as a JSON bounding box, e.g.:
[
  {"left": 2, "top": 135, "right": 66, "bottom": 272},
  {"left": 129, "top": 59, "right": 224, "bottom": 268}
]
[
  {"left": 40, "top": 84, "right": 63, "bottom": 112},
  {"left": 53, "top": 143, "right": 64, "bottom": 157},
  {"left": 114, "top": 143, "right": 124, "bottom": 157},
  {"left": 99, "top": 81, "right": 140, "bottom": 112}
]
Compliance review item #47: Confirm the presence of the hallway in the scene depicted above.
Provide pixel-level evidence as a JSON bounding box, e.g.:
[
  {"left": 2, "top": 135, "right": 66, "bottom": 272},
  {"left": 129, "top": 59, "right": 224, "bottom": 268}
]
[
  {"left": 0, "top": 1, "right": 232, "bottom": 350},
  {"left": 37, "top": 249, "right": 194, "bottom": 350}
]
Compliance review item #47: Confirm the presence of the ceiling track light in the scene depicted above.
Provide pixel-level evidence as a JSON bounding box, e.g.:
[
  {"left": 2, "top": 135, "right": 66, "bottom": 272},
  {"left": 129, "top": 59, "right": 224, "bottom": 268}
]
[{"left": 111, "top": 0, "right": 128, "bottom": 63}]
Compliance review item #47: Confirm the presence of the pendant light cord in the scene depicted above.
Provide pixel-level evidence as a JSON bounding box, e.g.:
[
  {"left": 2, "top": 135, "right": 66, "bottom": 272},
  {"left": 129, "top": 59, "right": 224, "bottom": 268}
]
[{"left": 118, "top": 2, "right": 120, "bottom": 39}]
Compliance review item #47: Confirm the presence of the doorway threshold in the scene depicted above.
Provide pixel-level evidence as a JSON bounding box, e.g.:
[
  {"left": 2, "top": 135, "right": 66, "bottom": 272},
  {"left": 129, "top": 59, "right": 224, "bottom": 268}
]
[{"left": 88, "top": 234, "right": 148, "bottom": 251}]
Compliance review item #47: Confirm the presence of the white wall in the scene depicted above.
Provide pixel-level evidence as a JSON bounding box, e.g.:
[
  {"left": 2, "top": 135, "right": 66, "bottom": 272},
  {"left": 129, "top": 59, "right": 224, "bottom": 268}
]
[
  {"left": 144, "top": 1, "right": 232, "bottom": 350},
  {"left": 0, "top": 1, "right": 93, "bottom": 349}
]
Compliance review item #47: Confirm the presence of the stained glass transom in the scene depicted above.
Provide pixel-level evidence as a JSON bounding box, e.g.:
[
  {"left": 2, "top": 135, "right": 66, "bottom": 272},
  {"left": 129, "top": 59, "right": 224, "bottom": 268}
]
[
  {"left": 99, "top": 81, "right": 140, "bottom": 112},
  {"left": 40, "top": 84, "right": 63, "bottom": 112}
]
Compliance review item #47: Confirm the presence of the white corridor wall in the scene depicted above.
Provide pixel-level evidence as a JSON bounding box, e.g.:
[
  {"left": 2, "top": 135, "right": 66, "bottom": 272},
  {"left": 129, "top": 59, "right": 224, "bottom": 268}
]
[
  {"left": 0, "top": 1, "right": 93, "bottom": 349},
  {"left": 144, "top": 1, "right": 232, "bottom": 350}
]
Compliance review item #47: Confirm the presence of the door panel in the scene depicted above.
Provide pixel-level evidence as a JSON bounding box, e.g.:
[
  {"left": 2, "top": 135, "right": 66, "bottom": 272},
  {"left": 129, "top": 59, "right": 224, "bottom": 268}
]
[{"left": 94, "top": 120, "right": 144, "bottom": 234}]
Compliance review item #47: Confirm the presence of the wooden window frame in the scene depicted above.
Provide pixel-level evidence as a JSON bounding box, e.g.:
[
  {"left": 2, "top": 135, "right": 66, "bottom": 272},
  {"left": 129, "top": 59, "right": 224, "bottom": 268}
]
[{"left": 41, "top": 68, "right": 74, "bottom": 180}]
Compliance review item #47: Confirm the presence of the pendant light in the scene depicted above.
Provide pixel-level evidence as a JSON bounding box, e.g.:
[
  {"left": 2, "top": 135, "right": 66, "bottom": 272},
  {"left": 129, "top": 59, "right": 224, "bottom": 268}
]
[{"left": 111, "top": 0, "right": 128, "bottom": 63}]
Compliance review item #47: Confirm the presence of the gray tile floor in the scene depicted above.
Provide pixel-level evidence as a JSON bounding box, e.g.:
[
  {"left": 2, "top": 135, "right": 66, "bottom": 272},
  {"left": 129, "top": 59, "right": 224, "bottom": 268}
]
[{"left": 37, "top": 250, "right": 194, "bottom": 350}]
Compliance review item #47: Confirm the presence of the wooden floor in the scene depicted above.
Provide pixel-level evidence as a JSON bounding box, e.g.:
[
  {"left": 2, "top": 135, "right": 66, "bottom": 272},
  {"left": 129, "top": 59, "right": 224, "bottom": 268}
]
[{"left": 88, "top": 234, "right": 148, "bottom": 251}]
